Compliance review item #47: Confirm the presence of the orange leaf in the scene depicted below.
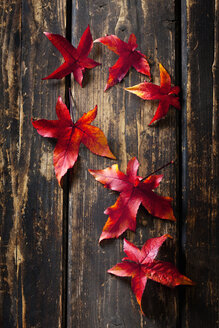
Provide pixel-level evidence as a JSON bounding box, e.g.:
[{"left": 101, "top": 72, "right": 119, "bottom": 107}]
[
  {"left": 125, "top": 63, "right": 180, "bottom": 125},
  {"left": 32, "top": 97, "right": 115, "bottom": 185}
]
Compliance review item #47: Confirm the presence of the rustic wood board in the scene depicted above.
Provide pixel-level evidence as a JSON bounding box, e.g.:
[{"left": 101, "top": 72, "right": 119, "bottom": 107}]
[
  {"left": 67, "top": 1, "right": 179, "bottom": 327},
  {"left": 183, "top": 0, "right": 219, "bottom": 327},
  {"left": 0, "top": 0, "right": 65, "bottom": 327},
  {"left": 1, "top": 0, "right": 218, "bottom": 327}
]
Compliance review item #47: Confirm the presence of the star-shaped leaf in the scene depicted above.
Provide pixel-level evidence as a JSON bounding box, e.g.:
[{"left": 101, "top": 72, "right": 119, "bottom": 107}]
[
  {"left": 89, "top": 157, "right": 175, "bottom": 242},
  {"left": 125, "top": 63, "right": 180, "bottom": 125},
  {"left": 32, "top": 97, "right": 115, "bottom": 184},
  {"left": 108, "top": 235, "right": 195, "bottom": 314},
  {"left": 42, "top": 25, "right": 101, "bottom": 86},
  {"left": 94, "top": 33, "right": 150, "bottom": 91}
]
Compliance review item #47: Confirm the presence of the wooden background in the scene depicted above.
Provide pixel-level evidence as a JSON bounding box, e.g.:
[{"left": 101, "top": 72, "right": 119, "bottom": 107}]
[{"left": 0, "top": 0, "right": 218, "bottom": 327}]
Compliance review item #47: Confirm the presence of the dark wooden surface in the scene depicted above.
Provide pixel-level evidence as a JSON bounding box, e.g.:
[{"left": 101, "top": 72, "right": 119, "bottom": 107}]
[
  {"left": 0, "top": 1, "right": 66, "bottom": 327},
  {"left": 183, "top": 0, "right": 219, "bottom": 327},
  {"left": 68, "top": 1, "right": 178, "bottom": 328},
  {"left": 0, "top": 0, "right": 218, "bottom": 327}
]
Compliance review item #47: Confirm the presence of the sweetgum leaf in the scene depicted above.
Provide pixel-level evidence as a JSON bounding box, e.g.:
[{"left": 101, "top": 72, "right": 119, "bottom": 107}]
[
  {"left": 108, "top": 236, "right": 195, "bottom": 314},
  {"left": 32, "top": 97, "right": 115, "bottom": 185},
  {"left": 94, "top": 34, "right": 150, "bottom": 91},
  {"left": 125, "top": 63, "right": 181, "bottom": 125},
  {"left": 89, "top": 157, "right": 176, "bottom": 242},
  {"left": 42, "top": 25, "right": 101, "bottom": 86}
]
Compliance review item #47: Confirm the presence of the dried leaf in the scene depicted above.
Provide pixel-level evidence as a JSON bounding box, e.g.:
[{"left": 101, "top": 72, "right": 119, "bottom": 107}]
[
  {"left": 42, "top": 25, "right": 101, "bottom": 86},
  {"left": 95, "top": 34, "right": 150, "bottom": 91},
  {"left": 89, "top": 157, "right": 175, "bottom": 242},
  {"left": 125, "top": 63, "right": 180, "bottom": 125},
  {"left": 108, "top": 235, "right": 195, "bottom": 314},
  {"left": 32, "top": 97, "right": 115, "bottom": 184}
]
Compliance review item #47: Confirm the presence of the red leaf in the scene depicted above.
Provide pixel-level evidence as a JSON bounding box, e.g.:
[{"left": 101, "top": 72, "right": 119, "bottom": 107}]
[
  {"left": 94, "top": 34, "right": 150, "bottom": 91},
  {"left": 125, "top": 63, "right": 181, "bottom": 125},
  {"left": 42, "top": 25, "right": 101, "bottom": 86},
  {"left": 32, "top": 97, "right": 115, "bottom": 185},
  {"left": 88, "top": 157, "right": 176, "bottom": 242},
  {"left": 108, "top": 236, "right": 195, "bottom": 314}
]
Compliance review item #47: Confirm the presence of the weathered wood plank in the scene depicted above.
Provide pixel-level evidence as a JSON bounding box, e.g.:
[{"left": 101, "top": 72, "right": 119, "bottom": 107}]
[
  {"left": 67, "top": 1, "right": 179, "bottom": 327},
  {"left": 183, "top": 0, "right": 219, "bottom": 327},
  {"left": 0, "top": 2, "right": 22, "bottom": 325},
  {"left": 0, "top": 1, "right": 66, "bottom": 327}
]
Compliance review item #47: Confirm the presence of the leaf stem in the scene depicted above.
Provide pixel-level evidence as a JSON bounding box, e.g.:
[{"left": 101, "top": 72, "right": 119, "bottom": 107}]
[
  {"left": 141, "top": 159, "right": 175, "bottom": 182},
  {"left": 69, "top": 88, "right": 74, "bottom": 123}
]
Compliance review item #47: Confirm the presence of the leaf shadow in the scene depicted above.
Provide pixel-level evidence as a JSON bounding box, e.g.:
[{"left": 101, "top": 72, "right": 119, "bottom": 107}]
[
  {"left": 83, "top": 69, "right": 92, "bottom": 87},
  {"left": 68, "top": 156, "right": 82, "bottom": 188},
  {"left": 141, "top": 281, "right": 178, "bottom": 321},
  {"left": 99, "top": 237, "right": 117, "bottom": 248},
  {"left": 45, "top": 137, "right": 57, "bottom": 147}
]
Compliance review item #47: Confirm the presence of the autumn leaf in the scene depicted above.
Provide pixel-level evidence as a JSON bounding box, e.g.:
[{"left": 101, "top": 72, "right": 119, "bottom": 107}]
[
  {"left": 94, "top": 34, "right": 150, "bottom": 91},
  {"left": 125, "top": 63, "right": 180, "bottom": 125},
  {"left": 108, "top": 235, "right": 195, "bottom": 314},
  {"left": 32, "top": 97, "right": 115, "bottom": 185},
  {"left": 89, "top": 157, "right": 175, "bottom": 242},
  {"left": 42, "top": 25, "right": 101, "bottom": 86}
]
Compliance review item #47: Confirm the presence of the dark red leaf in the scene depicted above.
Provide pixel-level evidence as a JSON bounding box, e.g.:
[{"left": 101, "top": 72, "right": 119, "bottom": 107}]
[
  {"left": 125, "top": 63, "right": 181, "bottom": 125},
  {"left": 108, "top": 236, "right": 195, "bottom": 314},
  {"left": 42, "top": 25, "right": 101, "bottom": 86},
  {"left": 32, "top": 97, "right": 115, "bottom": 185},
  {"left": 94, "top": 34, "right": 150, "bottom": 91},
  {"left": 89, "top": 157, "right": 176, "bottom": 242}
]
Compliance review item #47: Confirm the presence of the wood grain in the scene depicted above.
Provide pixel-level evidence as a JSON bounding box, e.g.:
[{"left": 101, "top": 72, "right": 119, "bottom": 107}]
[
  {"left": 67, "top": 1, "right": 179, "bottom": 327},
  {"left": 1, "top": 1, "right": 217, "bottom": 327},
  {"left": 0, "top": 1, "right": 65, "bottom": 327},
  {"left": 184, "top": 0, "right": 219, "bottom": 327}
]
